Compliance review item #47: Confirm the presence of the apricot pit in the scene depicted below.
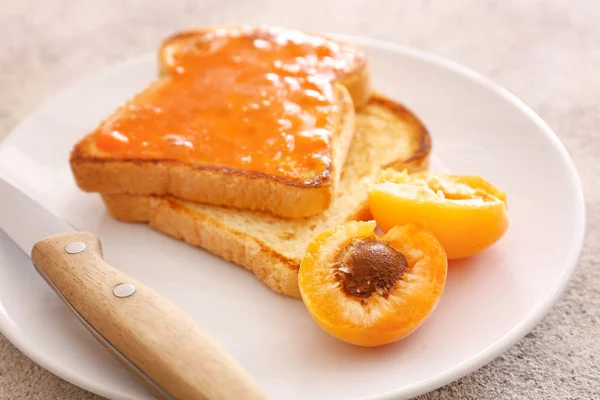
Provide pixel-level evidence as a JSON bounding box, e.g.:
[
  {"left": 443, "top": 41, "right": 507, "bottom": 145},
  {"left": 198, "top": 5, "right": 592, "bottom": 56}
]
[{"left": 335, "top": 237, "right": 407, "bottom": 301}]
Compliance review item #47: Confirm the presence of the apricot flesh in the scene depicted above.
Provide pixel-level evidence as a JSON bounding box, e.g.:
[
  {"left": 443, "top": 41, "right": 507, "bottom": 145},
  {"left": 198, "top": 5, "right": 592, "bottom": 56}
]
[
  {"left": 369, "top": 170, "right": 509, "bottom": 259},
  {"left": 299, "top": 221, "right": 447, "bottom": 347}
]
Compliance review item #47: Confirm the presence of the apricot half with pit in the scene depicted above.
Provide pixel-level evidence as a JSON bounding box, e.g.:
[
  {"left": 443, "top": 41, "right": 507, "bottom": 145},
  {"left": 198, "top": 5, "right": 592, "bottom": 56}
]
[{"left": 298, "top": 220, "right": 447, "bottom": 347}]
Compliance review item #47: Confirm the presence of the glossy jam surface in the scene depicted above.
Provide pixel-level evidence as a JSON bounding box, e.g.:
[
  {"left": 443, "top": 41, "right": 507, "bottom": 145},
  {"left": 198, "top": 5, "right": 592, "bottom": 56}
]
[{"left": 94, "top": 27, "right": 363, "bottom": 182}]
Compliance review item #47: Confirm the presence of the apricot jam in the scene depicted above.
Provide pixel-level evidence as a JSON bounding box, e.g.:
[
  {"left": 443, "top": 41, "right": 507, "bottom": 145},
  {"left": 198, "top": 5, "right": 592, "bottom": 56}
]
[{"left": 94, "top": 27, "right": 363, "bottom": 183}]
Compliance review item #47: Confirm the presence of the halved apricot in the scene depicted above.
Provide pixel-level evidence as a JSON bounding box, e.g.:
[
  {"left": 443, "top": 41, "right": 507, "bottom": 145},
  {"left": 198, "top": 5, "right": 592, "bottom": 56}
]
[
  {"left": 369, "top": 169, "right": 508, "bottom": 259},
  {"left": 298, "top": 220, "right": 447, "bottom": 347}
]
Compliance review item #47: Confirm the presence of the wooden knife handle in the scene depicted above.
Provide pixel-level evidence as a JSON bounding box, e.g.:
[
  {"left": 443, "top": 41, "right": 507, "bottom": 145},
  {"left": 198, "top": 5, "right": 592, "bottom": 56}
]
[{"left": 31, "top": 232, "right": 268, "bottom": 400}]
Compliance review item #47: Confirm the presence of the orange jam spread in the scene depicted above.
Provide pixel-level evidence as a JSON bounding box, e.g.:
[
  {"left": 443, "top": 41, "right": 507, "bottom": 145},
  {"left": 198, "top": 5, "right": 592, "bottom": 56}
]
[{"left": 94, "top": 27, "right": 363, "bottom": 183}]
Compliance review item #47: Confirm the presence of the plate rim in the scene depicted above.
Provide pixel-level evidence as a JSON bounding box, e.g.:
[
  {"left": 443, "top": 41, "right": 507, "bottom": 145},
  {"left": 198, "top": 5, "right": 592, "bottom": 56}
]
[{"left": 0, "top": 34, "right": 586, "bottom": 400}]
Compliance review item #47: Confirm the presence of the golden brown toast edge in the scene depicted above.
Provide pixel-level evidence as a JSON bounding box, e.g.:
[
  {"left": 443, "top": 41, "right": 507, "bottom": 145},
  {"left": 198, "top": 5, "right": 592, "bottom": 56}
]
[{"left": 101, "top": 94, "right": 431, "bottom": 298}]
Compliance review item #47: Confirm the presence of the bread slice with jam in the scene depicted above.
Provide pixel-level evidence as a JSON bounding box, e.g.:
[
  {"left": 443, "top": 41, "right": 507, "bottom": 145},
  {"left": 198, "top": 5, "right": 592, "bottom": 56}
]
[{"left": 70, "top": 26, "right": 371, "bottom": 218}]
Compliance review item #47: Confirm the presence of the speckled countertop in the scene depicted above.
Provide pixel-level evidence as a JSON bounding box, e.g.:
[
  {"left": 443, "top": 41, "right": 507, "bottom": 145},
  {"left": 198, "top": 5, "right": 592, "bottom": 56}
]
[{"left": 0, "top": 0, "right": 599, "bottom": 399}]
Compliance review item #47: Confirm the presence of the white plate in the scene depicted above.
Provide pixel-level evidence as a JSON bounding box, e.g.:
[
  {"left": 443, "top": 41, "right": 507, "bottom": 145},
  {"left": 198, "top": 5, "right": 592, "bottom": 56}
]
[{"left": 0, "top": 35, "right": 585, "bottom": 400}]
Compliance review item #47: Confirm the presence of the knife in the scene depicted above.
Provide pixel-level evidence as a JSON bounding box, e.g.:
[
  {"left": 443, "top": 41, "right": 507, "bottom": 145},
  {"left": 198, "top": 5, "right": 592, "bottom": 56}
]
[{"left": 0, "top": 177, "right": 268, "bottom": 400}]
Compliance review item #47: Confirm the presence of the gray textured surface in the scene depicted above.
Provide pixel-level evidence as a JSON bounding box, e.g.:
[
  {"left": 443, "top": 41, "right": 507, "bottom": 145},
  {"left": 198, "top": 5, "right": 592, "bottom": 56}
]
[{"left": 0, "top": 0, "right": 599, "bottom": 399}]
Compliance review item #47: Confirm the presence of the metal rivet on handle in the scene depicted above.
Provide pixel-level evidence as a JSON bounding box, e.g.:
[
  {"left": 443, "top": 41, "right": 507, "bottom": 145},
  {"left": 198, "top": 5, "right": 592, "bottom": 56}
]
[
  {"left": 65, "top": 242, "right": 86, "bottom": 254},
  {"left": 113, "top": 283, "right": 136, "bottom": 298}
]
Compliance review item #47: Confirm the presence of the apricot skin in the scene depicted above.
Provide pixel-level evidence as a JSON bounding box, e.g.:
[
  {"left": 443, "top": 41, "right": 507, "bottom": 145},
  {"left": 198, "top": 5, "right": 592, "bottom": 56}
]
[{"left": 299, "top": 221, "right": 447, "bottom": 347}]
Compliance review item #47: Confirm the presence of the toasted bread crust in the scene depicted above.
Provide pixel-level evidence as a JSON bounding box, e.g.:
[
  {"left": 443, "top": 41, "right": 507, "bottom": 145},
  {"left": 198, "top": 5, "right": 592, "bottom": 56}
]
[
  {"left": 102, "top": 194, "right": 303, "bottom": 296},
  {"left": 101, "top": 94, "right": 431, "bottom": 298},
  {"left": 370, "top": 95, "right": 431, "bottom": 171},
  {"left": 338, "top": 60, "right": 371, "bottom": 110}
]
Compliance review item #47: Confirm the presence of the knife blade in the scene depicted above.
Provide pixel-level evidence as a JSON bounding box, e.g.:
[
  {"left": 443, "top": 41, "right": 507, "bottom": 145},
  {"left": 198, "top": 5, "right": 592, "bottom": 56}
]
[{"left": 0, "top": 177, "right": 267, "bottom": 400}]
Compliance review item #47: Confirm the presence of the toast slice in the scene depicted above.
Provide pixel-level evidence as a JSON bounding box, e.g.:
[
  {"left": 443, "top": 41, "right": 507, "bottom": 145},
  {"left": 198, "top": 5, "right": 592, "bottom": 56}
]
[
  {"left": 71, "top": 26, "right": 371, "bottom": 219},
  {"left": 102, "top": 94, "right": 431, "bottom": 298}
]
